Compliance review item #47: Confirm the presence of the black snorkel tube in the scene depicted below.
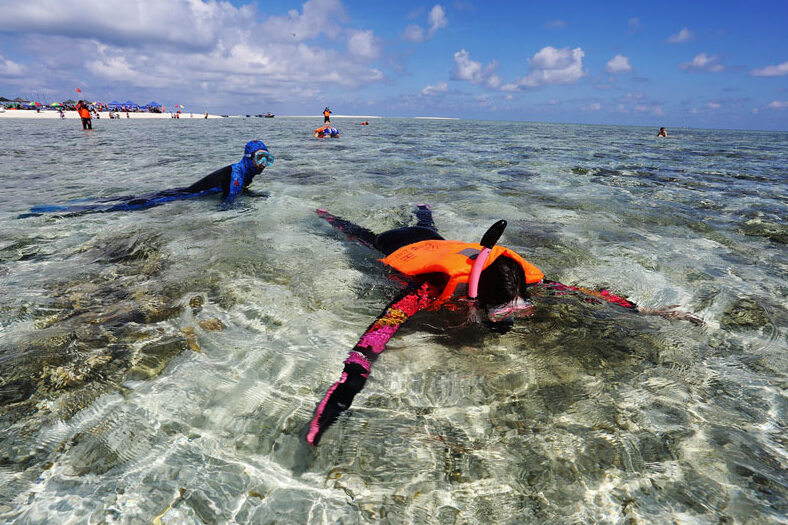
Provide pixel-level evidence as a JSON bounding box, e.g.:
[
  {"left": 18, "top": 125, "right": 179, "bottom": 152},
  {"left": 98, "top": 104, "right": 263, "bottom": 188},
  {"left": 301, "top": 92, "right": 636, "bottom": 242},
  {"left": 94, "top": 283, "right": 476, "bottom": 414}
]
[{"left": 468, "top": 219, "right": 507, "bottom": 300}]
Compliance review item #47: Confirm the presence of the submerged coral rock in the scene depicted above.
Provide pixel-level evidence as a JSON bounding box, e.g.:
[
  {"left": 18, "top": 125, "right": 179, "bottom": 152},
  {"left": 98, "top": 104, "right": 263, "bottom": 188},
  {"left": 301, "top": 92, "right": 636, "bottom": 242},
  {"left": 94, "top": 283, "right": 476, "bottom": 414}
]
[
  {"left": 0, "top": 380, "right": 35, "bottom": 406},
  {"left": 189, "top": 295, "right": 204, "bottom": 314},
  {"left": 720, "top": 298, "right": 771, "bottom": 330},
  {"left": 197, "top": 318, "right": 225, "bottom": 331},
  {"left": 127, "top": 337, "right": 190, "bottom": 380},
  {"left": 180, "top": 327, "right": 201, "bottom": 352},
  {"left": 739, "top": 219, "right": 788, "bottom": 244}
]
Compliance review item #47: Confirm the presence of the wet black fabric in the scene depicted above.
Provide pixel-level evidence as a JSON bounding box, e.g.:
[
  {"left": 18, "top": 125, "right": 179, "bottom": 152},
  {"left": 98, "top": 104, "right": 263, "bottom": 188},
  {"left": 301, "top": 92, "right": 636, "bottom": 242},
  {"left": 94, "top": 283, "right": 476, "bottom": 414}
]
[{"left": 186, "top": 165, "right": 234, "bottom": 199}]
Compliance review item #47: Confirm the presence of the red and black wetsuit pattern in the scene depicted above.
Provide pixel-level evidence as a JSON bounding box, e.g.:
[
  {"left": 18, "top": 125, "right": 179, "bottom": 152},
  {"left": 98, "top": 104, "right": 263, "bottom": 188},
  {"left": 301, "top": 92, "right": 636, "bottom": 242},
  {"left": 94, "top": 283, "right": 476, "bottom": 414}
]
[
  {"left": 542, "top": 280, "right": 638, "bottom": 309},
  {"left": 306, "top": 280, "right": 440, "bottom": 446}
]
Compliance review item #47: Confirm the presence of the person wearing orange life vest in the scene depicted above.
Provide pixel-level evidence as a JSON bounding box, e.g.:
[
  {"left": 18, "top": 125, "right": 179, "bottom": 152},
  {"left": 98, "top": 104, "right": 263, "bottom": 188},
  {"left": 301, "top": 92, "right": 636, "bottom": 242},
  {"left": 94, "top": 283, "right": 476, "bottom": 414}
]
[
  {"left": 306, "top": 205, "right": 547, "bottom": 446},
  {"left": 323, "top": 107, "right": 331, "bottom": 122},
  {"left": 306, "top": 205, "right": 704, "bottom": 446},
  {"left": 76, "top": 100, "right": 92, "bottom": 130},
  {"left": 315, "top": 125, "right": 339, "bottom": 138},
  {"left": 307, "top": 206, "right": 547, "bottom": 445}
]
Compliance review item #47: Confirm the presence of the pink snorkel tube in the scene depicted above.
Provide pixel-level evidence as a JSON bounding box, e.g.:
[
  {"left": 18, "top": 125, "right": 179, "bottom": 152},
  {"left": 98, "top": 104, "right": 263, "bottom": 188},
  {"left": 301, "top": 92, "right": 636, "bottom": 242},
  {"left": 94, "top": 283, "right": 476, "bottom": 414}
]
[{"left": 468, "top": 220, "right": 508, "bottom": 300}]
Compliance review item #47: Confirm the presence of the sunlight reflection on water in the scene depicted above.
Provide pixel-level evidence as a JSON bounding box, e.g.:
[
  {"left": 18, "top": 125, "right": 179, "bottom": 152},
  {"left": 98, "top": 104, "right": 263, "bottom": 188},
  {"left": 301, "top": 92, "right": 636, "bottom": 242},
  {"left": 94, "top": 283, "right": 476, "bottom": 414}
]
[{"left": 0, "top": 118, "right": 787, "bottom": 524}]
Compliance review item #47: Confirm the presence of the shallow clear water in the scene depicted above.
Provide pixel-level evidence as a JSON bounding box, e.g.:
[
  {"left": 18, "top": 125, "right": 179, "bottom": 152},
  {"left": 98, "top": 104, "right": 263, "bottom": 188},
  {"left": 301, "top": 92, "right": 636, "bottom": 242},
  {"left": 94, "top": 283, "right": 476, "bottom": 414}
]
[{"left": 1, "top": 117, "right": 787, "bottom": 524}]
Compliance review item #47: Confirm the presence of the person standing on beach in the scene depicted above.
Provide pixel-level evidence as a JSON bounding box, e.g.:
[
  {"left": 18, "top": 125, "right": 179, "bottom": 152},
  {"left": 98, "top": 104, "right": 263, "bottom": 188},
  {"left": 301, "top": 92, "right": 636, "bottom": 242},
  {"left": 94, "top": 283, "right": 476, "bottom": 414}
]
[
  {"left": 76, "top": 101, "right": 92, "bottom": 130},
  {"left": 323, "top": 107, "right": 331, "bottom": 123}
]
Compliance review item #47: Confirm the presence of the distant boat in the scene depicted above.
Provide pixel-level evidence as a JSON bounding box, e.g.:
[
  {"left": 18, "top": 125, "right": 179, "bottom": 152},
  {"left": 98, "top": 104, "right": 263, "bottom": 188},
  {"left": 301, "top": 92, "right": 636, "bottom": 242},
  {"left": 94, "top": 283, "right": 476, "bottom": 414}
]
[{"left": 264, "top": 112, "right": 275, "bottom": 118}]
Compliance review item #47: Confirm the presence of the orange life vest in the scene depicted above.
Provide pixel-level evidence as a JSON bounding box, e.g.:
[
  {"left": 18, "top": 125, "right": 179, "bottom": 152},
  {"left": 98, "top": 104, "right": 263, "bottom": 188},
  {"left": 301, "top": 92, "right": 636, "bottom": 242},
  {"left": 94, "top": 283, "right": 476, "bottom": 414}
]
[
  {"left": 381, "top": 240, "right": 544, "bottom": 300},
  {"left": 323, "top": 109, "right": 330, "bottom": 117},
  {"left": 315, "top": 125, "right": 334, "bottom": 137},
  {"left": 78, "top": 107, "right": 91, "bottom": 119}
]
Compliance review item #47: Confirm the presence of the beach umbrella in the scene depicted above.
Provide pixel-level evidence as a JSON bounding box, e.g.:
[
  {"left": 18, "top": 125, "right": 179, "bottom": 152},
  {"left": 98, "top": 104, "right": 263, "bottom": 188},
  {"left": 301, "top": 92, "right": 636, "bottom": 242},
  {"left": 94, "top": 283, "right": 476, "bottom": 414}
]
[{"left": 50, "top": 102, "right": 62, "bottom": 106}]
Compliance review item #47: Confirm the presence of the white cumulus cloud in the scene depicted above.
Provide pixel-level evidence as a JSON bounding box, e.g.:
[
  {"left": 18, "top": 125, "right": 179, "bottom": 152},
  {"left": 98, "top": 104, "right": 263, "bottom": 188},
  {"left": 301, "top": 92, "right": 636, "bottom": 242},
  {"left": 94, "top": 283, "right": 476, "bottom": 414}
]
[
  {"left": 262, "top": 0, "right": 347, "bottom": 41},
  {"left": 679, "top": 53, "right": 724, "bottom": 72},
  {"left": 0, "top": 54, "right": 24, "bottom": 77},
  {"left": 403, "top": 4, "right": 447, "bottom": 42},
  {"left": 347, "top": 30, "right": 382, "bottom": 60},
  {"left": 605, "top": 54, "right": 632, "bottom": 74},
  {"left": 668, "top": 27, "right": 694, "bottom": 43},
  {"left": 0, "top": 0, "right": 250, "bottom": 50},
  {"left": 452, "top": 46, "right": 586, "bottom": 91},
  {"left": 751, "top": 61, "right": 788, "bottom": 77},
  {"left": 451, "top": 49, "right": 500, "bottom": 88},
  {"left": 615, "top": 92, "right": 663, "bottom": 115},
  {"left": 519, "top": 46, "right": 586, "bottom": 88},
  {"left": 427, "top": 5, "right": 448, "bottom": 36},
  {"left": 403, "top": 25, "right": 425, "bottom": 42},
  {"left": 0, "top": 0, "right": 388, "bottom": 108},
  {"left": 422, "top": 81, "right": 448, "bottom": 96}
]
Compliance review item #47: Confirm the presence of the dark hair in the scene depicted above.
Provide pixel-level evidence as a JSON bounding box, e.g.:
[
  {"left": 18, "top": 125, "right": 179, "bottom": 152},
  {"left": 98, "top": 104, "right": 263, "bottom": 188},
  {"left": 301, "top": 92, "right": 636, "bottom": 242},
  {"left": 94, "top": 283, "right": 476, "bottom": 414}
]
[{"left": 475, "top": 256, "right": 529, "bottom": 308}]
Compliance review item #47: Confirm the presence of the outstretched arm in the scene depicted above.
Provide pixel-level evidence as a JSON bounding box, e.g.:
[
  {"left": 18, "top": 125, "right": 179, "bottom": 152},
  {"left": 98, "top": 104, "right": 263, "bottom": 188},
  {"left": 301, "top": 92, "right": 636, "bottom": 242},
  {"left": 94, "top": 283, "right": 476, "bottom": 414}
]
[
  {"left": 221, "top": 164, "right": 248, "bottom": 203},
  {"left": 306, "top": 280, "right": 440, "bottom": 446},
  {"left": 635, "top": 305, "right": 705, "bottom": 325},
  {"left": 542, "top": 280, "right": 704, "bottom": 326}
]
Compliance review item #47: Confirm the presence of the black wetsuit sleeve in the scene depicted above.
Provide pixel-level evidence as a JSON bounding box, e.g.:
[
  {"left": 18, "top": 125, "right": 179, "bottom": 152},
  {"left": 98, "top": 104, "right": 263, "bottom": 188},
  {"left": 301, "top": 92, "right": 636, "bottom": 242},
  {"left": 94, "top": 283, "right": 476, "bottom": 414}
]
[{"left": 185, "top": 165, "right": 232, "bottom": 195}]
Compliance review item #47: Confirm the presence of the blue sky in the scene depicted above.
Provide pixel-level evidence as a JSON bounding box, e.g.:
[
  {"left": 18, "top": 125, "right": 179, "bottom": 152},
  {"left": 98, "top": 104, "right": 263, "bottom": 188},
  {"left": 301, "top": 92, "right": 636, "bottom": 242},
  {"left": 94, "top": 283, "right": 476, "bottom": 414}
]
[{"left": 0, "top": 0, "right": 786, "bottom": 129}]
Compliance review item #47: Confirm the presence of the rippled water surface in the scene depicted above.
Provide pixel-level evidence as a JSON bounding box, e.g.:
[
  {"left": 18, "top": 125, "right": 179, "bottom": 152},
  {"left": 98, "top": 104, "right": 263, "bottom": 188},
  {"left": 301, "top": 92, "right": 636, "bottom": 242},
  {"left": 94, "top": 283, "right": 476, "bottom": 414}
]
[{"left": 1, "top": 117, "right": 787, "bottom": 524}]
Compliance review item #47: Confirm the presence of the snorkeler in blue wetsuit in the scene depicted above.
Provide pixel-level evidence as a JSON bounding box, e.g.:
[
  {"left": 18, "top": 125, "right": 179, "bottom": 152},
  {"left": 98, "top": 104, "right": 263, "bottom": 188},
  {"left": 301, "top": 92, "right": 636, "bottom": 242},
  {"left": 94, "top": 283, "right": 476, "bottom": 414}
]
[
  {"left": 185, "top": 140, "right": 273, "bottom": 205},
  {"left": 24, "top": 140, "right": 274, "bottom": 216}
]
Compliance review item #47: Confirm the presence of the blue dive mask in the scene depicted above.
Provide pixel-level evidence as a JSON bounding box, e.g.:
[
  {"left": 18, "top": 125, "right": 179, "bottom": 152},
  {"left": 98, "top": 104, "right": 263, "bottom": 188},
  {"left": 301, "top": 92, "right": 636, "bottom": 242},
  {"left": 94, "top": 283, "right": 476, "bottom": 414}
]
[{"left": 252, "top": 149, "right": 274, "bottom": 167}]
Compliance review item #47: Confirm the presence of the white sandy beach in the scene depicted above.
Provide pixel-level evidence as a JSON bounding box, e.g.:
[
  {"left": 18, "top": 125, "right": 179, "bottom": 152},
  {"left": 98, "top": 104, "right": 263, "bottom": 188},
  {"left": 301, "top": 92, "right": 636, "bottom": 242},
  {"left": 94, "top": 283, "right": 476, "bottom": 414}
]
[
  {"left": 0, "top": 109, "right": 223, "bottom": 119},
  {"left": 0, "top": 110, "right": 388, "bottom": 120}
]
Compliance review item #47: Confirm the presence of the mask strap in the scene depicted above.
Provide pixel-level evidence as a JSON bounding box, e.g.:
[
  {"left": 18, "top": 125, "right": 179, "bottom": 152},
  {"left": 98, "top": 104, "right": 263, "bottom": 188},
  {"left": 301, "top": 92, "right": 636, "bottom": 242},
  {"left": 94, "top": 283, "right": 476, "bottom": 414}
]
[{"left": 468, "top": 219, "right": 507, "bottom": 299}]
